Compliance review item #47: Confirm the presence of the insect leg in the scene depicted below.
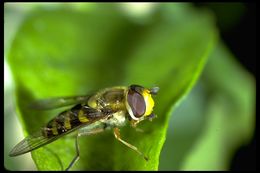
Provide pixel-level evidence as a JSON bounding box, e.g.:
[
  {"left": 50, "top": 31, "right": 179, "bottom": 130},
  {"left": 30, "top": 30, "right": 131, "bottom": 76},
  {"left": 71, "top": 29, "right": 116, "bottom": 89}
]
[
  {"left": 65, "top": 133, "right": 80, "bottom": 171},
  {"left": 78, "top": 128, "right": 105, "bottom": 136},
  {"left": 65, "top": 126, "right": 106, "bottom": 170},
  {"left": 113, "top": 127, "right": 148, "bottom": 161},
  {"left": 129, "top": 120, "right": 144, "bottom": 133}
]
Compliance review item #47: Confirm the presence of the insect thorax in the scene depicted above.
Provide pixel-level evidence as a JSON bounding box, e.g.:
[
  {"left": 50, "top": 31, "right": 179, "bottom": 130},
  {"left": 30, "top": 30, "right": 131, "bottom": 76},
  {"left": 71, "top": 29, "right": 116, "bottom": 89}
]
[
  {"left": 101, "top": 110, "right": 127, "bottom": 129},
  {"left": 87, "top": 87, "right": 127, "bottom": 111}
]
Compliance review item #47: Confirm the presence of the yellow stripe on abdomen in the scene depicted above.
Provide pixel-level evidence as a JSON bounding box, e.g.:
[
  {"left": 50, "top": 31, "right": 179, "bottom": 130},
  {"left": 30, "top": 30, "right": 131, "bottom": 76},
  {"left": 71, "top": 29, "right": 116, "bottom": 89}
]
[
  {"left": 51, "top": 121, "right": 59, "bottom": 135},
  {"left": 64, "top": 115, "right": 72, "bottom": 130},
  {"left": 78, "top": 109, "right": 89, "bottom": 123}
]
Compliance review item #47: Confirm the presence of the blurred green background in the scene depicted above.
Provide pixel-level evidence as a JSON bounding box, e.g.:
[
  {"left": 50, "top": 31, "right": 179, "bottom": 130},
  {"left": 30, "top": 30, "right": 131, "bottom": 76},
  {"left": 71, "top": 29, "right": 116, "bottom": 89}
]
[{"left": 4, "top": 3, "right": 255, "bottom": 171}]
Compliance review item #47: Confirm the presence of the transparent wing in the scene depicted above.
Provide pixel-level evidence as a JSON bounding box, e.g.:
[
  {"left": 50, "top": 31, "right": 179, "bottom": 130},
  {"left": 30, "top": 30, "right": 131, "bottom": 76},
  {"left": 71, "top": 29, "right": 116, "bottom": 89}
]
[
  {"left": 9, "top": 109, "right": 110, "bottom": 157},
  {"left": 9, "top": 126, "right": 80, "bottom": 157},
  {"left": 29, "top": 95, "right": 91, "bottom": 110}
]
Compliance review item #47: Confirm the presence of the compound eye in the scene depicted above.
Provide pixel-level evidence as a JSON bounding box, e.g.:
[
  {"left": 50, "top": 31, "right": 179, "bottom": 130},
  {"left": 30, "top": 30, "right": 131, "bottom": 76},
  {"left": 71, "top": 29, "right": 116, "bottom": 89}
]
[{"left": 127, "top": 90, "right": 146, "bottom": 118}]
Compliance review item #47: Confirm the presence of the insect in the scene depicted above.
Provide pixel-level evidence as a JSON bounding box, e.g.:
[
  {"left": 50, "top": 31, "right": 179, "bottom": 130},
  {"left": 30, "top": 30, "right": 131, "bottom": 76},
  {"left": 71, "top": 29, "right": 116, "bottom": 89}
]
[{"left": 9, "top": 84, "right": 159, "bottom": 170}]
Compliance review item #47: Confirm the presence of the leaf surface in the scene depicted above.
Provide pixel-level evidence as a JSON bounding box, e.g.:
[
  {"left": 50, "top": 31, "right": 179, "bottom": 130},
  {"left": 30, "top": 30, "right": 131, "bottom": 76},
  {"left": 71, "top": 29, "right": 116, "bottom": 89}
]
[{"left": 7, "top": 3, "right": 218, "bottom": 170}]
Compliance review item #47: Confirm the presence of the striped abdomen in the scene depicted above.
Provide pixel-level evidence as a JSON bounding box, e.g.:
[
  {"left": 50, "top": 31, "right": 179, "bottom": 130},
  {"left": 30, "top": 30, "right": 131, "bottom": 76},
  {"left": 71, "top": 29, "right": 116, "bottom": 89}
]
[{"left": 42, "top": 104, "right": 103, "bottom": 138}]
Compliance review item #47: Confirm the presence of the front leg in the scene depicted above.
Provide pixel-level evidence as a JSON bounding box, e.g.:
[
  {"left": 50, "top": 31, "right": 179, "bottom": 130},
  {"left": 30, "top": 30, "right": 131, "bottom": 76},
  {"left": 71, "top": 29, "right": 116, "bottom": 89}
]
[
  {"left": 113, "top": 127, "right": 148, "bottom": 161},
  {"left": 130, "top": 120, "right": 144, "bottom": 133},
  {"left": 130, "top": 119, "right": 139, "bottom": 127}
]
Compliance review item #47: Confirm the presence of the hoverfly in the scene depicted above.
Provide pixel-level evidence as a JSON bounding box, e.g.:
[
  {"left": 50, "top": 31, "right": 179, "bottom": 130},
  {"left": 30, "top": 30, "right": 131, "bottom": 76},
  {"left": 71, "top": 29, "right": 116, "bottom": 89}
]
[{"left": 9, "top": 84, "right": 159, "bottom": 170}]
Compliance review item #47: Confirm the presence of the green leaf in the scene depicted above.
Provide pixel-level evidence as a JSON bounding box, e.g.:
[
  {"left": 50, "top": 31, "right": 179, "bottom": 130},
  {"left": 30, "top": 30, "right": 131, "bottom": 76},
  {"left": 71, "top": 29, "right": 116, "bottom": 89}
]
[
  {"left": 184, "top": 43, "right": 255, "bottom": 169},
  {"left": 6, "top": 3, "right": 217, "bottom": 170},
  {"left": 159, "top": 43, "right": 255, "bottom": 170}
]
